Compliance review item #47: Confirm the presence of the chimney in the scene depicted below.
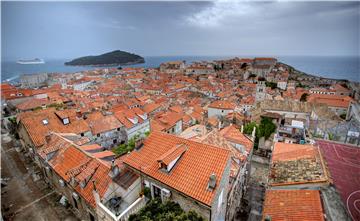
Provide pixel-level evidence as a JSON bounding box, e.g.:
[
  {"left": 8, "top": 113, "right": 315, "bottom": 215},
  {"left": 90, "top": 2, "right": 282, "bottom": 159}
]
[
  {"left": 92, "top": 180, "right": 97, "bottom": 192},
  {"left": 109, "top": 159, "right": 120, "bottom": 178},
  {"left": 92, "top": 180, "right": 101, "bottom": 204},
  {"left": 135, "top": 138, "right": 144, "bottom": 150},
  {"left": 251, "top": 126, "right": 256, "bottom": 141},
  {"left": 76, "top": 109, "right": 82, "bottom": 119},
  {"left": 241, "top": 125, "right": 244, "bottom": 133},
  {"left": 208, "top": 173, "right": 217, "bottom": 190}
]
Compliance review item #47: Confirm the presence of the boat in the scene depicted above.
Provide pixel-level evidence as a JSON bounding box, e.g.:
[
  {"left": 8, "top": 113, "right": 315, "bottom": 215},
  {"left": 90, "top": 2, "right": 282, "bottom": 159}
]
[{"left": 16, "top": 58, "right": 45, "bottom": 64}]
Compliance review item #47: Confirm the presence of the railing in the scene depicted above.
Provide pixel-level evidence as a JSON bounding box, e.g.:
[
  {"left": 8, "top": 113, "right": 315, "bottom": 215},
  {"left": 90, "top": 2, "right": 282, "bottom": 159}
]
[
  {"left": 117, "top": 196, "right": 146, "bottom": 221},
  {"left": 98, "top": 196, "right": 146, "bottom": 221}
]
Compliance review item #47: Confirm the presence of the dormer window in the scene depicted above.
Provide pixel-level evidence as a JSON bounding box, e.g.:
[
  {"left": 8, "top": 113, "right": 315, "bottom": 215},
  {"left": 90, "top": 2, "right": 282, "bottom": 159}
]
[
  {"left": 63, "top": 118, "right": 69, "bottom": 125},
  {"left": 157, "top": 144, "right": 187, "bottom": 172},
  {"left": 128, "top": 117, "right": 138, "bottom": 124}
]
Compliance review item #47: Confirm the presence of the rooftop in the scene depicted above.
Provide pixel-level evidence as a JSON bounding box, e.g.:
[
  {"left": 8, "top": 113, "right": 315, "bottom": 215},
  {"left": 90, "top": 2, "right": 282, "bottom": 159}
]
[
  {"left": 262, "top": 189, "right": 325, "bottom": 221},
  {"left": 123, "top": 131, "right": 230, "bottom": 206},
  {"left": 269, "top": 142, "right": 328, "bottom": 186}
]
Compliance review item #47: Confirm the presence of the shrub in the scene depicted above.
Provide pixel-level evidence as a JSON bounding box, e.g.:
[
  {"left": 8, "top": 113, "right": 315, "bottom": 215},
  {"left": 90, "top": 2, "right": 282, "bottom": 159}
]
[
  {"left": 112, "top": 134, "right": 140, "bottom": 156},
  {"left": 129, "top": 199, "right": 204, "bottom": 221}
]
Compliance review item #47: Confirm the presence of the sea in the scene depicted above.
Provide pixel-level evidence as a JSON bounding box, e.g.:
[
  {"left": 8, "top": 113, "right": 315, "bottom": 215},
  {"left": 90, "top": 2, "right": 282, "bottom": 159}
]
[{"left": 1, "top": 56, "right": 359, "bottom": 83}]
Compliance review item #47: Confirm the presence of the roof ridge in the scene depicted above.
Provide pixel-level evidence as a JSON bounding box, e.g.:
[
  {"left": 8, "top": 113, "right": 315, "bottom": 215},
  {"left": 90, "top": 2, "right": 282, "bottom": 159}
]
[{"left": 153, "top": 131, "right": 231, "bottom": 154}]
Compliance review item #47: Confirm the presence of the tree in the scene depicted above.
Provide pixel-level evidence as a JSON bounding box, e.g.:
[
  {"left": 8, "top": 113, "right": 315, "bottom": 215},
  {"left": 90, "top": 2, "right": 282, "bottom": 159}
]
[
  {"left": 265, "top": 81, "right": 277, "bottom": 89},
  {"left": 243, "top": 122, "right": 257, "bottom": 135},
  {"left": 129, "top": 199, "right": 204, "bottom": 221},
  {"left": 258, "top": 117, "right": 276, "bottom": 139},
  {"left": 112, "top": 134, "right": 140, "bottom": 156},
  {"left": 300, "top": 93, "right": 309, "bottom": 102}
]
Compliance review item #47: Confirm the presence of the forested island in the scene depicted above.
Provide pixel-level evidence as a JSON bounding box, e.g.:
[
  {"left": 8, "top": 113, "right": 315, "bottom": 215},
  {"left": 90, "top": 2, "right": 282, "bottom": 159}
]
[{"left": 65, "top": 50, "right": 145, "bottom": 66}]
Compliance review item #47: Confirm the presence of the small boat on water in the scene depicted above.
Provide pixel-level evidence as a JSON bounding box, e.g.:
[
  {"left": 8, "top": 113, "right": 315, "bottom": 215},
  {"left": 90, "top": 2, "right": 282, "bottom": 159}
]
[{"left": 16, "top": 58, "right": 45, "bottom": 64}]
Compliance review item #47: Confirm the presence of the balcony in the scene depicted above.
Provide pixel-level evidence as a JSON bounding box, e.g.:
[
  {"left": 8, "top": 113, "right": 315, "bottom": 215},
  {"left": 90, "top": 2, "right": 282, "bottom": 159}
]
[{"left": 98, "top": 196, "right": 146, "bottom": 221}]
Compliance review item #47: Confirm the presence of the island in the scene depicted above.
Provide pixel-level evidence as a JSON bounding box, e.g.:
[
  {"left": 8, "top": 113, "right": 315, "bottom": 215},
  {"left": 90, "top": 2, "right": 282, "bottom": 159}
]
[{"left": 64, "top": 50, "right": 145, "bottom": 66}]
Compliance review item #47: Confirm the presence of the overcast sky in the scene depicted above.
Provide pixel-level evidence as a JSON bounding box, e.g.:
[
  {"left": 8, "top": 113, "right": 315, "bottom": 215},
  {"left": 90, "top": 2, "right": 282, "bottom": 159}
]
[{"left": 1, "top": 1, "right": 359, "bottom": 60}]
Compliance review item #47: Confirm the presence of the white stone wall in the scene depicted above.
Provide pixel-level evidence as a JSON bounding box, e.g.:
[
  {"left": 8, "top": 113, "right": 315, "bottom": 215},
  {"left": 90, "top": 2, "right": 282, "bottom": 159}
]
[
  {"left": 208, "top": 108, "right": 233, "bottom": 118},
  {"left": 126, "top": 120, "right": 150, "bottom": 140}
]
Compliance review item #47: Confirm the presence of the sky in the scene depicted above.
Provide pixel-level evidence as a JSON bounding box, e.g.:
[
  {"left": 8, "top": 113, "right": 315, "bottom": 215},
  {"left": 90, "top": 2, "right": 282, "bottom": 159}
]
[{"left": 1, "top": 1, "right": 359, "bottom": 60}]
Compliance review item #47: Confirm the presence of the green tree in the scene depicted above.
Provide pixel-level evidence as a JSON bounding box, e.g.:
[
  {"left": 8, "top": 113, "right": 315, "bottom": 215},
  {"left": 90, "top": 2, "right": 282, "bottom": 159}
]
[
  {"left": 258, "top": 117, "right": 276, "bottom": 139},
  {"left": 112, "top": 134, "right": 140, "bottom": 156},
  {"left": 265, "top": 81, "right": 277, "bottom": 89},
  {"left": 243, "top": 122, "right": 257, "bottom": 135},
  {"left": 129, "top": 199, "right": 204, "bottom": 221}
]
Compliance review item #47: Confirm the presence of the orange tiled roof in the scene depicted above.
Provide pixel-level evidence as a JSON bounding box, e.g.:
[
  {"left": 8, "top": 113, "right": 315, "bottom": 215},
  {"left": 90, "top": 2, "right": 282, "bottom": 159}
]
[
  {"left": 151, "top": 111, "right": 183, "bottom": 132},
  {"left": 262, "top": 190, "right": 324, "bottom": 221},
  {"left": 123, "top": 131, "right": 230, "bottom": 206},
  {"left": 220, "top": 125, "right": 253, "bottom": 153},
  {"left": 89, "top": 115, "right": 122, "bottom": 135},
  {"left": 272, "top": 142, "right": 318, "bottom": 162},
  {"left": 308, "top": 94, "right": 353, "bottom": 108},
  {"left": 15, "top": 98, "right": 51, "bottom": 111},
  {"left": 92, "top": 150, "right": 115, "bottom": 159},
  {"left": 81, "top": 144, "right": 102, "bottom": 152},
  {"left": 142, "top": 102, "right": 162, "bottom": 114},
  {"left": 208, "top": 100, "right": 235, "bottom": 110},
  {"left": 38, "top": 133, "right": 112, "bottom": 208},
  {"left": 19, "top": 108, "right": 90, "bottom": 147}
]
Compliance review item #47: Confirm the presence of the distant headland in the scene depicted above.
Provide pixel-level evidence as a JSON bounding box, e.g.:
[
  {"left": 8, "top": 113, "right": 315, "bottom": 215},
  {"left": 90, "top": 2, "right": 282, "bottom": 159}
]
[{"left": 64, "top": 50, "right": 145, "bottom": 66}]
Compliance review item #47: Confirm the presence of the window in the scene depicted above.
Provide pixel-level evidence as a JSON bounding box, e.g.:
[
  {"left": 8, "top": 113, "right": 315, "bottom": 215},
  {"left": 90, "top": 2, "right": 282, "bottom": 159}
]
[
  {"left": 72, "top": 195, "right": 78, "bottom": 209},
  {"left": 42, "top": 119, "right": 49, "bottom": 125},
  {"left": 153, "top": 185, "right": 162, "bottom": 199},
  {"left": 81, "top": 133, "right": 84, "bottom": 137},
  {"left": 117, "top": 127, "right": 120, "bottom": 131},
  {"left": 218, "top": 189, "right": 224, "bottom": 210},
  {"left": 63, "top": 118, "right": 70, "bottom": 125},
  {"left": 89, "top": 213, "right": 95, "bottom": 221},
  {"left": 97, "top": 134, "right": 100, "bottom": 137},
  {"left": 113, "top": 139, "right": 117, "bottom": 144}
]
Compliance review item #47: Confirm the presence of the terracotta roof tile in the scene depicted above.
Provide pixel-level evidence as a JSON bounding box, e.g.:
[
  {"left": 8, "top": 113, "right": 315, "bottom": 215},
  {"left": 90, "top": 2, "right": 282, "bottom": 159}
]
[
  {"left": 262, "top": 190, "right": 324, "bottom": 221},
  {"left": 123, "top": 131, "right": 230, "bottom": 206},
  {"left": 220, "top": 125, "right": 253, "bottom": 153},
  {"left": 208, "top": 100, "right": 236, "bottom": 110}
]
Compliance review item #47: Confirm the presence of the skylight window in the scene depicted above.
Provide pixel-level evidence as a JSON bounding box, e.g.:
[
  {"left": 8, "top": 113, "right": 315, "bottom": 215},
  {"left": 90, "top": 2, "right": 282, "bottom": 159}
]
[{"left": 42, "top": 119, "right": 49, "bottom": 125}]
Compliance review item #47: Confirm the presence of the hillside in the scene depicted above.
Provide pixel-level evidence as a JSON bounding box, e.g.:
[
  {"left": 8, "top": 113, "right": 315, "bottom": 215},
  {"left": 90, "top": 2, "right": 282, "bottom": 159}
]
[{"left": 65, "top": 50, "right": 145, "bottom": 66}]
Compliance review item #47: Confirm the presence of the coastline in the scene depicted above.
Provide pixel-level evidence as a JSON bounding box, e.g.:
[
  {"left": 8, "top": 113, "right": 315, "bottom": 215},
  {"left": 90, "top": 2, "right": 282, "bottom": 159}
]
[
  {"left": 63, "top": 60, "right": 145, "bottom": 67},
  {"left": 2, "top": 56, "right": 359, "bottom": 83}
]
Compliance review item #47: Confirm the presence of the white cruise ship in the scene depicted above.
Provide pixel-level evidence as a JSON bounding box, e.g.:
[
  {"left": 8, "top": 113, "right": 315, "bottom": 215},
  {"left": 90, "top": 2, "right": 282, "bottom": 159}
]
[{"left": 16, "top": 58, "right": 45, "bottom": 64}]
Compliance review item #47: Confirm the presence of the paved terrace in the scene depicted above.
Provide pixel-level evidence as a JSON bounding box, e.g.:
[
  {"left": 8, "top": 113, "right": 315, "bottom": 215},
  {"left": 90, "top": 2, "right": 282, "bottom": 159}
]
[{"left": 317, "top": 140, "right": 360, "bottom": 221}]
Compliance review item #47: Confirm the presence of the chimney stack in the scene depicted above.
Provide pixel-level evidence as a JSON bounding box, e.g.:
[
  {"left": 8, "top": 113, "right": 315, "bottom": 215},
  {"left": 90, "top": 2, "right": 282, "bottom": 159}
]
[
  {"left": 92, "top": 180, "right": 97, "bottom": 192},
  {"left": 109, "top": 159, "right": 120, "bottom": 178},
  {"left": 135, "top": 138, "right": 144, "bottom": 150},
  {"left": 241, "top": 125, "right": 244, "bottom": 133},
  {"left": 76, "top": 109, "right": 82, "bottom": 119},
  {"left": 208, "top": 173, "right": 217, "bottom": 190},
  {"left": 251, "top": 126, "right": 256, "bottom": 141}
]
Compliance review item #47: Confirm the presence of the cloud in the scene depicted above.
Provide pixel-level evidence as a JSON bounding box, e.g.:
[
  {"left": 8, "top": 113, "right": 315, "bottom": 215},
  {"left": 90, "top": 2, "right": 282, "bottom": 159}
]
[{"left": 185, "top": 0, "right": 257, "bottom": 27}]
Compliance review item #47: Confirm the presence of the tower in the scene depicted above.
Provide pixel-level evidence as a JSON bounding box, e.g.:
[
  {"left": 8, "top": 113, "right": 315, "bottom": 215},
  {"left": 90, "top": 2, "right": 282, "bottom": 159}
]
[{"left": 255, "top": 80, "right": 266, "bottom": 102}]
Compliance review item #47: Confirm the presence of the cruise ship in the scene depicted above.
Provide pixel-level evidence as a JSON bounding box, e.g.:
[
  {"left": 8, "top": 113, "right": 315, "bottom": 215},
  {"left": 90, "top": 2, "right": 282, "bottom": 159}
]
[{"left": 16, "top": 58, "right": 45, "bottom": 64}]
